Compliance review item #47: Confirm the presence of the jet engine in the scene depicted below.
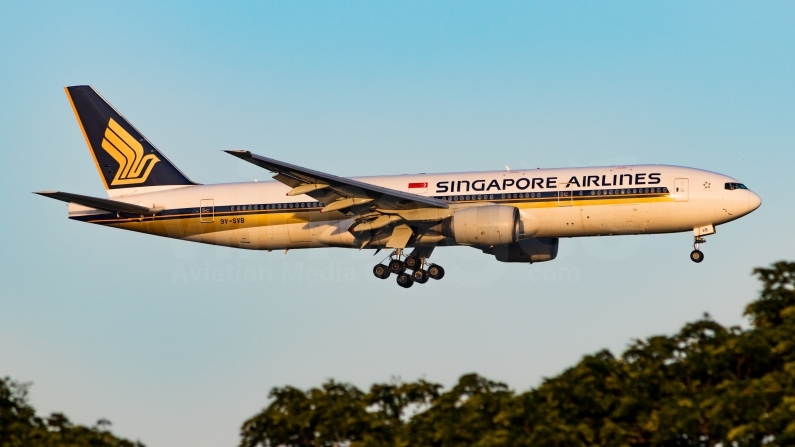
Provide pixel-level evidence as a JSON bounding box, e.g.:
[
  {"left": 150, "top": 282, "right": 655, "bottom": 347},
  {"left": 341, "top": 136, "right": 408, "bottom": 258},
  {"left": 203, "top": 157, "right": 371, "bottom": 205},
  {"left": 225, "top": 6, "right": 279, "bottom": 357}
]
[
  {"left": 443, "top": 205, "right": 519, "bottom": 245},
  {"left": 482, "top": 237, "right": 559, "bottom": 263}
]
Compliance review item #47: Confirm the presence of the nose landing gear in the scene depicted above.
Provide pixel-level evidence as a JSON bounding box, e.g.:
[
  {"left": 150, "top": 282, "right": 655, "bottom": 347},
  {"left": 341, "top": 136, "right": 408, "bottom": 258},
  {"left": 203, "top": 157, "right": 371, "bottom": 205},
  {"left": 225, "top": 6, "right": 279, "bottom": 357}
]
[{"left": 690, "top": 236, "right": 706, "bottom": 263}]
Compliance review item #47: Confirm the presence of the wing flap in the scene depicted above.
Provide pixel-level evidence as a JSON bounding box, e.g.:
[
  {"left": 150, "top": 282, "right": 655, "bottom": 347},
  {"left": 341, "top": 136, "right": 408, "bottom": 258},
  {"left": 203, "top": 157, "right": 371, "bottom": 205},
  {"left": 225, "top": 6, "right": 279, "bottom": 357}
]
[
  {"left": 386, "top": 224, "right": 414, "bottom": 248},
  {"left": 287, "top": 183, "right": 329, "bottom": 196}
]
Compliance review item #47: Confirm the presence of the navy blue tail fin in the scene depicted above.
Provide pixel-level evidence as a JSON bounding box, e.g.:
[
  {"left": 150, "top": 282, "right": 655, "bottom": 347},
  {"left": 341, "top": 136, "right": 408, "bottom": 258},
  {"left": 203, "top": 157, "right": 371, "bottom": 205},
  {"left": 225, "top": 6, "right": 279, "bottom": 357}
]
[{"left": 65, "top": 85, "right": 197, "bottom": 192}]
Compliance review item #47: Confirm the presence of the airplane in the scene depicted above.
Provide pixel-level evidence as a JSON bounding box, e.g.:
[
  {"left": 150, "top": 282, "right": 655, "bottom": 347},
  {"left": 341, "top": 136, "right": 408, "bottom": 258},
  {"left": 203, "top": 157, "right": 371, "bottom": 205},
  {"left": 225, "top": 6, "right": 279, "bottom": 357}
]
[{"left": 36, "top": 86, "right": 762, "bottom": 288}]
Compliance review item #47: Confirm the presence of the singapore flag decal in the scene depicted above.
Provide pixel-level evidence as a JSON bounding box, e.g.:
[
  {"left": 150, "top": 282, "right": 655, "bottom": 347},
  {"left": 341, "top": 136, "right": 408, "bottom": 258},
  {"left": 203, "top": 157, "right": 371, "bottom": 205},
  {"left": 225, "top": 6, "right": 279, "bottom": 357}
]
[{"left": 408, "top": 182, "right": 428, "bottom": 193}]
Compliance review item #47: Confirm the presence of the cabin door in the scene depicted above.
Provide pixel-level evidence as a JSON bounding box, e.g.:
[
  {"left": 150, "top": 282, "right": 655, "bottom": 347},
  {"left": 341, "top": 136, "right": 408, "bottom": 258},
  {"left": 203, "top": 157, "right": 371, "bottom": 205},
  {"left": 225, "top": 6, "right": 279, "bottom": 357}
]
[
  {"left": 200, "top": 199, "right": 214, "bottom": 223},
  {"left": 557, "top": 184, "right": 573, "bottom": 207},
  {"left": 674, "top": 179, "right": 689, "bottom": 202}
]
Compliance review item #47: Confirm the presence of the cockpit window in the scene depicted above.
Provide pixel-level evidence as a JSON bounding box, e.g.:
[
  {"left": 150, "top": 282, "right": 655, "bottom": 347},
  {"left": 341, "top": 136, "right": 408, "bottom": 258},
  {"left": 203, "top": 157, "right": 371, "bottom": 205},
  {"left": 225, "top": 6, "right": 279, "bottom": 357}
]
[{"left": 725, "top": 182, "right": 748, "bottom": 190}]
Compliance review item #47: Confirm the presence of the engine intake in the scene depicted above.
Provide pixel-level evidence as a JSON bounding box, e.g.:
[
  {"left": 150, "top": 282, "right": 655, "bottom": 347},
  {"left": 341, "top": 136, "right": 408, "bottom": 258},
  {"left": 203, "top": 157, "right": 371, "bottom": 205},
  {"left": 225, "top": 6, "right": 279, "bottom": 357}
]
[
  {"left": 483, "top": 237, "right": 559, "bottom": 263},
  {"left": 444, "top": 205, "right": 519, "bottom": 246}
]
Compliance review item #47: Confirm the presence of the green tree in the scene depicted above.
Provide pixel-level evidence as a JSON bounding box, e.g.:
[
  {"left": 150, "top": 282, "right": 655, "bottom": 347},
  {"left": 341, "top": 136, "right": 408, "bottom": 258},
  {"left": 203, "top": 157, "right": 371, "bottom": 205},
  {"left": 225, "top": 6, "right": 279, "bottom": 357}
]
[
  {"left": 0, "top": 377, "right": 144, "bottom": 447},
  {"left": 240, "top": 379, "right": 440, "bottom": 447},
  {"left": 361, "top": 380, "right": 440, "bottom": 447},
  {"left": 407, "top": 374, "right": 513, "bottom": 447},
  {"left": 239, "top": 261, "right": 795, "bottom": 447}
]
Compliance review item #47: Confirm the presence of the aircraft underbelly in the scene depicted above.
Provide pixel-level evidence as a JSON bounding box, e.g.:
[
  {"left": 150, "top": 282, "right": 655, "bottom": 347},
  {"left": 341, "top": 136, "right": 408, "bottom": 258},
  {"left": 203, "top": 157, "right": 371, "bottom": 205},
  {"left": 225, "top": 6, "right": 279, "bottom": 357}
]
[{"left": 103, "top": 193, "right": 715, "bottom": 249}]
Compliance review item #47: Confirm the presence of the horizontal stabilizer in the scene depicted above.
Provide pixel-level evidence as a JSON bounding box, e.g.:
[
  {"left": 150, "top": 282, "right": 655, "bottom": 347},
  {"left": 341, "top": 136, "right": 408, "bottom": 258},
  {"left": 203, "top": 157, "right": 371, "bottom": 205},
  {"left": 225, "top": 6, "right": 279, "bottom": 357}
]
[{"left": 34, "top": 191, "right": 163, "bottom": 215}]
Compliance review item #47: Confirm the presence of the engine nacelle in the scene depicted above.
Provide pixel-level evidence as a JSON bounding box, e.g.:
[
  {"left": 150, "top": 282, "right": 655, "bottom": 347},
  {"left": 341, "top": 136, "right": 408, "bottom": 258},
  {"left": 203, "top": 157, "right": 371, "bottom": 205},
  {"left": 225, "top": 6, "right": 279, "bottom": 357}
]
[
  {"left": 444, "top": 205, "right": 519, "bottom": 246},
  {"left": 484, "top": 237, "right": 559, "bottom": 263},
  {"left": 518, "top": 210, "right": 541, "bottom": 238}
]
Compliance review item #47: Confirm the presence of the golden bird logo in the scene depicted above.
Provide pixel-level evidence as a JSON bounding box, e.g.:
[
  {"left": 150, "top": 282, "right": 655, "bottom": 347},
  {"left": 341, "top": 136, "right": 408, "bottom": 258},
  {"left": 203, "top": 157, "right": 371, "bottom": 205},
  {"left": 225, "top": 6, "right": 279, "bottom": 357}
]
[{"left": 101, "top": 118, "right": 160, "bottom": 185}]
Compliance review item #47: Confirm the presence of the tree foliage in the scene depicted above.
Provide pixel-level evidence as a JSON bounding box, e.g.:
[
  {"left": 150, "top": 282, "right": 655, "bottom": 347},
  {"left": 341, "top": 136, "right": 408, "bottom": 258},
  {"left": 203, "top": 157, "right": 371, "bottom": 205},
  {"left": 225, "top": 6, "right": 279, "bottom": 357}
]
[
  {"left": 0, "top": 377, "right": 144, "bottom": 447},
  {"left": 240, "top": 261, "right": 795, "bottom": 447}
]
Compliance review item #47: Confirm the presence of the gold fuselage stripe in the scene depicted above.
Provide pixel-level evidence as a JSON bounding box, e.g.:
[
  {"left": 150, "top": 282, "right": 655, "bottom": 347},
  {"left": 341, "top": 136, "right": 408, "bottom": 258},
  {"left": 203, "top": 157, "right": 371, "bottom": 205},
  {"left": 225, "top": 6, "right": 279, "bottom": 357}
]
[{"left": 77, "top": 195, "right": 673, "bottom": 231}]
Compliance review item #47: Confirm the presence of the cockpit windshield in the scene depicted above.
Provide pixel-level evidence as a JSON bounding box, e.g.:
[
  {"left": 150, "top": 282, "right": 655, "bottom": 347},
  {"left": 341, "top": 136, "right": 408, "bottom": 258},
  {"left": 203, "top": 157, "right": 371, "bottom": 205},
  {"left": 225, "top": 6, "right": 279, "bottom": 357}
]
[{"left": 725, "top": 182, "right": 748, "bottom": 190}]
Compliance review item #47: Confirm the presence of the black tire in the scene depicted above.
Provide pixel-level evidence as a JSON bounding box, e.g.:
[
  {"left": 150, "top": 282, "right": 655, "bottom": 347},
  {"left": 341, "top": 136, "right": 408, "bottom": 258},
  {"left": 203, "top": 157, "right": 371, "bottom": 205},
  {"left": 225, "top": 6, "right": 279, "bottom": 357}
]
[
  {"left": 396, "top": 272, "right": 414, "bottom": 288},
  {"left": 373, "top": 264, "right": 390, "bottom": 279},
  {"left": 427, "top": 264, "right": 445, "bottom": 280},
  {"left": 690, "top": 250, "right": 704, "bottom": 263},
  {"left": 389, "top": 259, "right": 405, "bottom": 273},
  {"left": 413, "top": 269, "right": 429, "bottom": 284},
  {"left": 404, "top": 256, "right": 420, "bottom": 270}
]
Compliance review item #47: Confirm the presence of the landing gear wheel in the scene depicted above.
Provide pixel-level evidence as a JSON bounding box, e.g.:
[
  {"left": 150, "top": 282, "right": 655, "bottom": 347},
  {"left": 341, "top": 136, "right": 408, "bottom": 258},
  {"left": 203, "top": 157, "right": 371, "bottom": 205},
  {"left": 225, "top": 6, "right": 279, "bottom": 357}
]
[
  {"left": 690, "top": 250, "right": 704, "bottom": 263},
  {"left": 427, "top": 264, "right": 445, "bottom": 280},
  {"left": 373, "top": 264, "right": 390, "bottom": 279},
  {"left": 396, "top": 272, "right": 414, "bottom": 288},
  {"left": 388, "top": 259, "right": 405, "bottom": 273},
  {"left": 412, "top": 269, "right": 429, "bottom": 284},
  {"left": 404, "top": 256, "right": 420, "bottom": 270}
]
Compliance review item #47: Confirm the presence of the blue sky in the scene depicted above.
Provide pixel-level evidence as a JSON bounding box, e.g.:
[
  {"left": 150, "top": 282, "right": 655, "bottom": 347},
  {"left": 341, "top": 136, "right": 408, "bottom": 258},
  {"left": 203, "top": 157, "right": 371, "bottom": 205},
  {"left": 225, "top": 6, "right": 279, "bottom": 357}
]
[{"left": 1, "top": 2, "right": 793, "bottom": 446}]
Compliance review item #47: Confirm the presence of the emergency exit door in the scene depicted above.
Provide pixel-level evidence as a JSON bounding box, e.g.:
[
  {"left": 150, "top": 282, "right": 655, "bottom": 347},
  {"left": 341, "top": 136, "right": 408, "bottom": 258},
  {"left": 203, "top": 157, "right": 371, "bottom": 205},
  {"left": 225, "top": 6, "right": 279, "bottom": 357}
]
[{"left": 674, "top": 179, "right": 689, "bottom": 202}]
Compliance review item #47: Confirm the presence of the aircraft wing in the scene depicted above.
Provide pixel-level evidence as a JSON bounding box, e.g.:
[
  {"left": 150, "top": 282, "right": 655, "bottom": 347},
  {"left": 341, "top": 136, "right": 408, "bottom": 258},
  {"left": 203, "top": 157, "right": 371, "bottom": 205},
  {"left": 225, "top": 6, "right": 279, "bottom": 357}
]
[
  {"left": 225, "top": 150, "right": 449, "bottom": 213},
  {"left": 34, "top": 191, "right": 163, "bottom": 215}
]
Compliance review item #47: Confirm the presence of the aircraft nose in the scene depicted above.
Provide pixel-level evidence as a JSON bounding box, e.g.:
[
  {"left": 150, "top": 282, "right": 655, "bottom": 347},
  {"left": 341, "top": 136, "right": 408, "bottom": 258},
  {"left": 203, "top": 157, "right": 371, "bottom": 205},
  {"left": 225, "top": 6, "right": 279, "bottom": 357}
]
[{"left": 748, "top": 191, "right": 762, "bottom": 212}]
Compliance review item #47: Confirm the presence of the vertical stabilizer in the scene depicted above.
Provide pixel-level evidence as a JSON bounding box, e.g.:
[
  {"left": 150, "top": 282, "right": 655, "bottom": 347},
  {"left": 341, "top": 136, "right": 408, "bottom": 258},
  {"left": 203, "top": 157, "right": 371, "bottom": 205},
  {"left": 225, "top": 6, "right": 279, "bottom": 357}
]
[{"left": 65, "top": 85, "right": 197, "bottom": 194}]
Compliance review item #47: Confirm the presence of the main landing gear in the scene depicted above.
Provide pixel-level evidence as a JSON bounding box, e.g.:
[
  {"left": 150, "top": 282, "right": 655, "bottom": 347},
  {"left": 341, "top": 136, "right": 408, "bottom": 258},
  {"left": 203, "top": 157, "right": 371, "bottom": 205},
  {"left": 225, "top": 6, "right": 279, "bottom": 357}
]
[
  {"left": 372, "top": 248, "right": 445, "bottom": 288},
  {"left": 690, "top": 236, "right": 706, "bottom": 263}
]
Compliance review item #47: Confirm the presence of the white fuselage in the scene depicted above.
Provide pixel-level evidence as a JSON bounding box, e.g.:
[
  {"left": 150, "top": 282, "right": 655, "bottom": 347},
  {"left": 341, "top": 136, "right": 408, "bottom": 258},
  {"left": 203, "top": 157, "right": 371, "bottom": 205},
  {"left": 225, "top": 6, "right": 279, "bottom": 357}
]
[{"left": 67, "top": 164, "right": 761, "bottom": 251}]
